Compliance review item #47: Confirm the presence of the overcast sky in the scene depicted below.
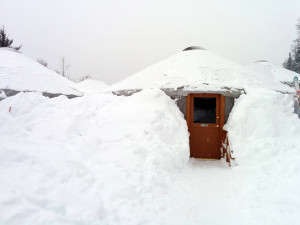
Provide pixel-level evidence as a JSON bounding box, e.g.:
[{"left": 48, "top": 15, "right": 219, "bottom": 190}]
[{"left": 1, "top": 0, "right": 300, "bottom": 84}]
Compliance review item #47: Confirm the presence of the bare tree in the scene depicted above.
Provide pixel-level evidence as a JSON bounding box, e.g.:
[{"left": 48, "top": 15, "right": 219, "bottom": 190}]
[
  {"left": 57, "top": 56, "right": 71, "bottom": 79},
  {"left": 37, "top": 58, "right": 48, "bottom": 67}
]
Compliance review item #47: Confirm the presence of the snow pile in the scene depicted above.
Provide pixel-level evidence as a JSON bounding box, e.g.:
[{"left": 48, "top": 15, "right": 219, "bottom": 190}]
[
  {"left": 248, "top": 60, "right": 299, "bottom": 83},
  {"left": 74, "top": 79, "right": 109, "bottom": 93},
  {"left": 1, "top": 87, "right": 300, "bottom": 224},
  {"left": 109, "top": 49, "right": 293, "bottom": 94},
  {"left": 225, "top": 88, "right": 300, "bottom": 164},
  {"left": 223, "top": 88, "right": 300, "bottom": 224},
  {"left": 0, "top": 89, "right": 189, "bottom": 225},
  {"left": 0, "top": 48, "right": 81, "bottom": 96}
]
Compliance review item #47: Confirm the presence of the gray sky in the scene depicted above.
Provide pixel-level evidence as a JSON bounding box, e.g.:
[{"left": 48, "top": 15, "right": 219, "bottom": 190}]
[{"left": 1, "top": 0, "right": 300, "bottom": 84}]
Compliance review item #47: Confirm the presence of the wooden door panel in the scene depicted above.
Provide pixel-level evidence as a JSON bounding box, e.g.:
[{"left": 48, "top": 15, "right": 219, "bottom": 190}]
[{"left": 190, "top": 127, "right": 220, "bottom": 158}]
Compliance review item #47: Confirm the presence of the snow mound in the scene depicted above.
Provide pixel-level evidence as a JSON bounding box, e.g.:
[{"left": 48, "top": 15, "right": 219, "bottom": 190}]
[
  {"left": 222, "top": 89, "right": 300, "bottom": 224},
  {"left": 0, "top": 48, "right": 81, "bottom": 96},
  {"left": 0, "top": 89, "right": 189, "bottom": 224},
  {"left": 1, "top": 86, "right": 300, "bottom": 224},
  {"left": 109, "top": 49, "right": 293, "bottom": 93},
  {"left": 74, "top": 79, "right": 109, "bottom": 93},
  {"left": 225, "top": 88, "right": 300, "bottom": 165},
  {"left": 248, "top": 60, "right": 300, "bottom": 82}
]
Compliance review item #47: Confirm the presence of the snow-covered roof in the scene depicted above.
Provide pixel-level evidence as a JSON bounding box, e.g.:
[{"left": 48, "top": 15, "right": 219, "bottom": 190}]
[
  {"left": 0, "top": 48, "right": 82, "bottom": 96},
  {"left": 248, "top": 60, "right": 299, "bottom": 83},
  {"left": 73, "top": 79, "right": 109, "bottom": 93},
  {"left": 109, "top": 47, "right": 293, "bottom": 94}
]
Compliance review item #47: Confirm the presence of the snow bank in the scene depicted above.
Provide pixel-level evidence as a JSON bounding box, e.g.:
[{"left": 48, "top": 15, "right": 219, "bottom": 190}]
[
  {"left": 73, "top": 79, "right": 109, "bottom": 93},
  {"left": 1, "top": 86, "right": 300, "bottom": 224},
  {"left": 225, "top": 88, "right": 300, "bottom": 164},
  {"left": 0, "top": 48, "right": 81, "bottom": 96},
  {"left": 223, "top": 89, "right": 300, "bottom": 224},
  {"left": 0, "top": 89, "right": 189, "bottom": 224}
]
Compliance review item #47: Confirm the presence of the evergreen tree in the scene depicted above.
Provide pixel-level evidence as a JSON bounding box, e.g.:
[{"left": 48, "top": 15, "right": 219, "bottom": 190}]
[
  {"left": 283, "top": 19, "right": 300, "bottom": 74},
  {"left": 0, "top": 26, "right": 22, "bottom": 50},
  {"left": 283, "top": 53, "right": 295, "bottom": 71},
  {"left": 293, "top": 39, "right": 300, "bottom": 73}
]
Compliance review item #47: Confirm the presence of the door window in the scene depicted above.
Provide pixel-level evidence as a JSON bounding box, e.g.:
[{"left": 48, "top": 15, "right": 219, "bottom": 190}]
[{"left": 193, "top": 97, "right": 216, "bottom": 123}]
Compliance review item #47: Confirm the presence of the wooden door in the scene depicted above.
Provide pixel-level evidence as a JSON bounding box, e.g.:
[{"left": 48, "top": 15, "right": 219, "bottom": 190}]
[{"left": 186, "top": 93, "right": 222, "bottom": 159}]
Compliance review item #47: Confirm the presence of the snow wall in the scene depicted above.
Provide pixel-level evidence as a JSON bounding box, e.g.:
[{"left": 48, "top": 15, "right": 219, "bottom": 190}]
[
  {"left": 225, "top": 88, "right": 300, "bottom": 166},
  {"left": 0, "top": 89, "right": 189, "bottom": 224}
]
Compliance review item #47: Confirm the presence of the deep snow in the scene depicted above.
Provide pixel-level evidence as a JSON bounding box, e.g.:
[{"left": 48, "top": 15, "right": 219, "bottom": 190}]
[
  {"left": 0, "top": 90, "right": 189, "bottom": 224},
  {"left": 0, "top": 48, "right": 81, "bottom": 96},
  {"left": 1, "top": 89, "right": 300, "bottom": 225}
]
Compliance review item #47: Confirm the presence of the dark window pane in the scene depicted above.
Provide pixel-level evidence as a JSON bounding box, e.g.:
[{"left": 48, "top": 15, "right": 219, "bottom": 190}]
[{"left": 193, "top": 97, "right": 216, "bottom": 123}]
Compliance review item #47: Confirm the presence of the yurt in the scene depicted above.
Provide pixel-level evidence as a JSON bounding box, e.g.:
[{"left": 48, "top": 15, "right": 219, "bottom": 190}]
[
  {"left": 248, "top": 59, "right": 299, "bottom": 84},
  {"left": 109, "top": 47, "right": 293, "bottom": 160},
  {"left": 248, "top": 60, "right": 300, "bottom": 115},
  {"left": 0, "top": 47, "right": 81, "bottom": 98}
]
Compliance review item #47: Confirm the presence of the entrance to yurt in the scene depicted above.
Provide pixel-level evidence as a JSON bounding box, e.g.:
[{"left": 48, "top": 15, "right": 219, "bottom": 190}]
[{"left": 186, "top": 93, "right": 225, "bottom": 159}]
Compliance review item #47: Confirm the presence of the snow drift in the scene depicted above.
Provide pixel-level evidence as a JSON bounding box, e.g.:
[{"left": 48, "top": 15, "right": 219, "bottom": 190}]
[
  {"left": 226, "top": 88, "right": 300, "bottom": 164},
  {"left": 1, "top": 88, "right": 300, "bottom": 224},
  {"left": 223, "top": 89, "right": 300, "bottom": 224},
  {"left": 0, "top": 89, "right": 189, "bottom": 224},
  {"left": 0, "top": 48, "right": 81, "bottom": 96}
]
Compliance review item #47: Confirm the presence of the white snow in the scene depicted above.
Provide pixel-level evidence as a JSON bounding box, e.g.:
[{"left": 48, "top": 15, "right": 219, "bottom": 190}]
[
  {"left": 73, "top": 79, "right": 109, "bottom": 93},
  {"left": 0, "top": 48, "right": 81, "bottom": 96},
  {"left": 109, "top": 49, "right": 293, "bottom": 94},
  {"left": 0, "top": 90, "right": 189, "bottom": 224},
  {"left": 1, "top": 88, "right": 300, "bottom": 224},
  {"left": 248, "top": 60, "right": 300, "bottom": 83}
]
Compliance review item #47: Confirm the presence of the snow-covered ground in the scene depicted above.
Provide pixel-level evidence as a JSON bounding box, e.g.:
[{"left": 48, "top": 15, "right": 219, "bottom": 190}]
[
  {"left": 73, "top": 79, "right": 109, "bottom": 93},
  {"left": 1, "top": 89, "right": 300, "bottom": 225},
  {"left": 0, "top": 48, "right": 81, "bottom": 96}
]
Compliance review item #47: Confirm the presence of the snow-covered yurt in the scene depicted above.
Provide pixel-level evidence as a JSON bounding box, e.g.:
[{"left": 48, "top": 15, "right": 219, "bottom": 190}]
[
  {"left": 0, "top": 47, "right": 81, "bottom": 98},
  {"left": 74, "top": 79, "right": 109, "bottom": 93},
  {"left": 248, "top": 60, "right": 300, "bottom": 115},
  {"left": 248, "top": 59, "right": 299, "bottom": 84},
  {"left": 110, "top": 46, "right": 293, "bottom": 160}
]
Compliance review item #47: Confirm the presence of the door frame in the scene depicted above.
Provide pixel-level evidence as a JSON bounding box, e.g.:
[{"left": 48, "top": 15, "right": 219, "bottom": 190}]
[{"left": 186, "top": 93, "right": 225, "bottom": 159}]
